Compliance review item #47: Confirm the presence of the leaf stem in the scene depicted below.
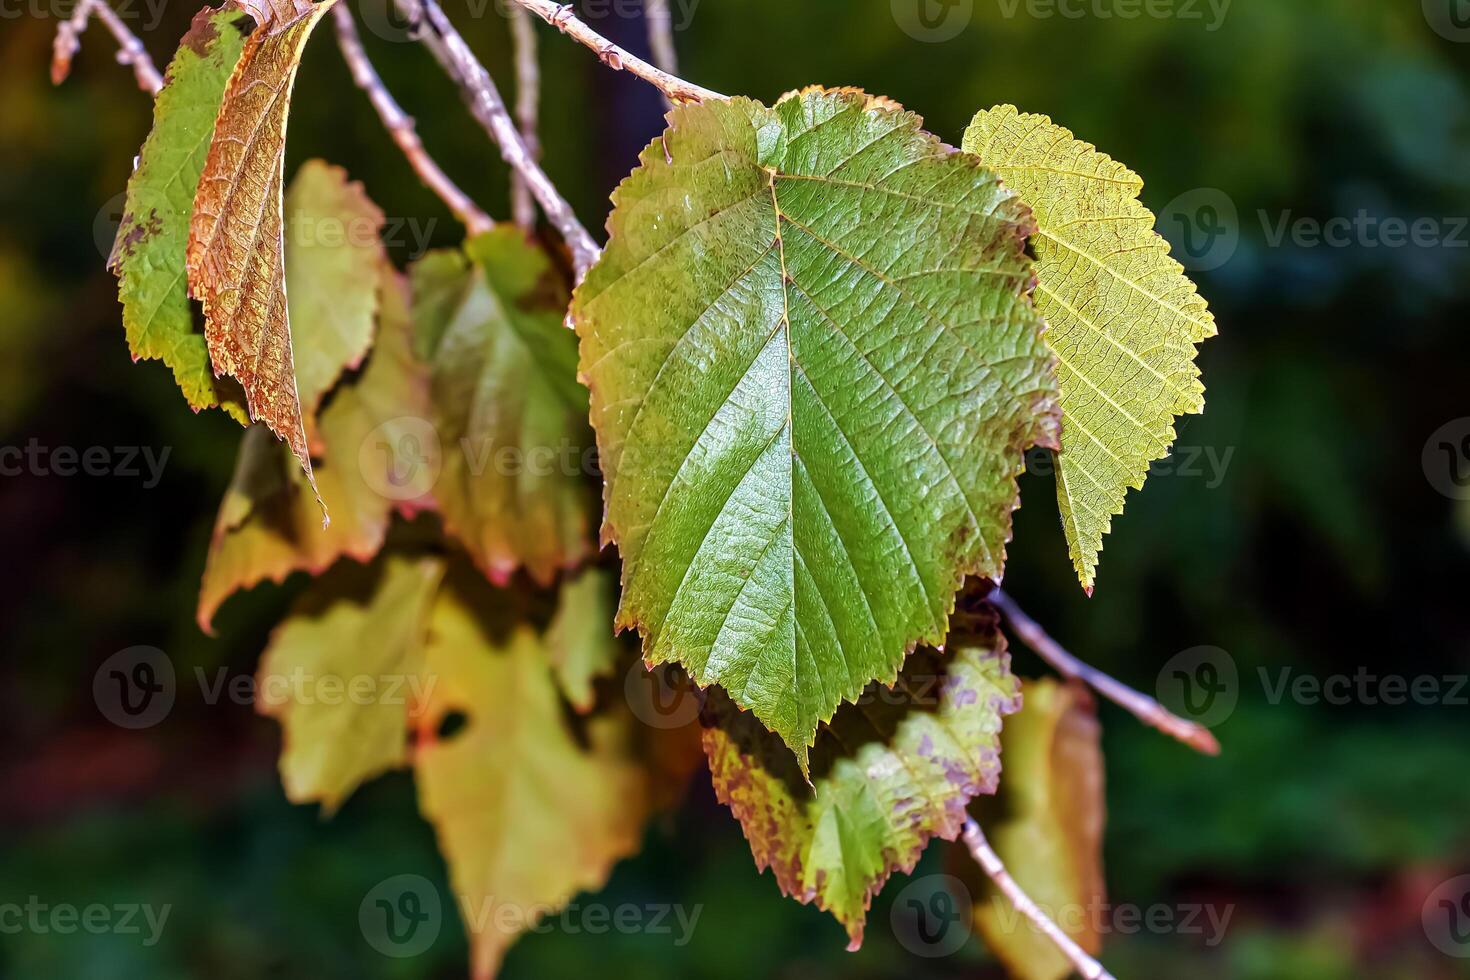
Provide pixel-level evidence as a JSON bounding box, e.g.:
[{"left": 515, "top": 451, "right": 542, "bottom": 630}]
[
  {"left": 332, "top": 5, "right": 493, "bottom": 237},
  {"left": 643, "top": 0, "right": 678, "bottom": 111},
  {"left": 989, "top": 588, "right": 1221, "bottom": 756},
  {"left": 52, "top": 0, "right": 163, "bottom": 95},
  {"left": 507, "top": 0, "right": 723, "bottom": 105},
  {"left": 395, "top": 0, "right": 601, "bottom": 280},
  {"left": 508, "top": 5, "right": 541, "bottom": 230},
  {"left": 962, "top": 818, "right": 1118, "bottom": 980}
]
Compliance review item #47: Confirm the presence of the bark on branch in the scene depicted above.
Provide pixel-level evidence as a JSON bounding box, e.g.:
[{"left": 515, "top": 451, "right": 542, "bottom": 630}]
[
  {"left": 333, "top": 5, "right": 493, "bottom": 237},
  {"left": 509, "top": 0, "right": 723, "bottom": 104},
  {"left": 52, "top": 0, "right": 163, "bottom": 95},
  {"left": 990, "top": 588, "right": 1221, "bottom": 756},
  {"left": 396, "top": 0, "right": 602, "bottom": 280},
  {"left": 962, "top": 818, "right": 1118, "bottom": 980},
  {"left": 508, "top": 5, "right": 542, "bottom": 229}
]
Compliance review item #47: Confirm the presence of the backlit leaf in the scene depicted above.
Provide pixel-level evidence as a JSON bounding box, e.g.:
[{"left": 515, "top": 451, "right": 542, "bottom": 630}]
[
  {"left": 413, "top": 228, "right": 597, "bottom": 586},
  {"left": 964, "top": 678, "right": 1107, "bottom": 980},
  {"left": 284, "top": 159, "right": 387, "bottom": 438},
  {"left": 186, "top": 0, "right": 339, "bottom": 501},
  {"left": 546, "top": 566, "right": 620, "bottom": 712},
  {"left": 416, "top": 571, "right": 650, "bottom": 979},
  {"left": 962, "top": 105, "right": 1217, "bottom": 593},
  {"left": 256, "top": 555, "right": 445, "bottom": 812},
  {"left": 701, "top": 605, "right": 1020, "bottom": 948},
  {"left": 574, "top": 87, "right": 1059, "bottom": 770},
  {"left": 198, "top": 267, "right": 434, "bottom": 631},
  {"left": 112, "top": 5, "right": 250, "bottom": 422}
]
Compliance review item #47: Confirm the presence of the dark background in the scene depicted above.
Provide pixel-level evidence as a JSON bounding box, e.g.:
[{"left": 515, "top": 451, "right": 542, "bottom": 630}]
[{"left": 2, "top": 0, "right": 1469, "bottom": 976}]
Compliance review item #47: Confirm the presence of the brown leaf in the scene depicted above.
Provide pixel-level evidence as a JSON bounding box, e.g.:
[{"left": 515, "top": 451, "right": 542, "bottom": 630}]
[
  {"left": 197, "top": 267, "right": 434, "bottom": 633},
  {"left": 961, "top": 678, "right": 1107, "bottom": 980},
  {"left": 232, "top": 0, "right": 316, "bottom": 31},
  {"left": 187, "top": 0, "right": 338, "bottom": 513}
]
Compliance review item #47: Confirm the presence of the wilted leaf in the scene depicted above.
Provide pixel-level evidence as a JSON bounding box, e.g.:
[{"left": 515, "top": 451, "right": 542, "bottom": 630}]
[
  {"left": 186, "top": 0, "right": 340, "bottom": 499},
  {"left": 574, "top": 86, "right": 1058, "bottom": 770},
  {"left": 546, "top": 566, "right": 620, "bottom": 712},
  {"left": 413, "top": 228, "right": 596, "bottom": 585},
  {"left": 416, "top": 572, "right": 649, "bottom": 979},
  {"left": 963, "top": 678, "right": 1106, "bottom": 980},
  {"left": 256, "top": 555, "right": 444, "bottom": 812},
  {"left": 112, "top": 5, "right": 250, "bottom": 422},
  {"left": 962, "top": 105, "right": 1217, "bottom": 593},
  {"left": 284, "top": 159, "right": 387, "bottom": 438},
  {"left": 198, "top": 267, "right": 434, "bottom": 631},
  {"left": 701, "top": 607, "right": 1020, "bottom": 948}
]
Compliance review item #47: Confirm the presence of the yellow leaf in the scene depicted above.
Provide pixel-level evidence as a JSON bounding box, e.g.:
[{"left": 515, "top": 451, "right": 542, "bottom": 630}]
[
  {"left": 416, "top": 573, "right": 650, "bottom": 979},
  {"left": 963, "top": 679, "right": 1107, "bottom": 980},
  {"left": 196, "top": 266, "right": 433, "bottom": 632},
  {"left": 256, "top": 556, "right": 445, "bottom": 813},
  {"left": 963, "top": 105, "right": 1217, "bottom": 592},
  {"left": 187, "top": 0, "right": 338, "bottom": 512}
]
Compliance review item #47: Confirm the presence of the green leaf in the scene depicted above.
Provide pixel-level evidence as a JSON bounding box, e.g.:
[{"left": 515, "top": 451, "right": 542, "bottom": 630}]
[
  {"left": 962, "top": 105, "right": 1217, "bottom": 593},
  {"left": 111, "top": 5, "right": 250, "bottom": 422},
  {"left": 546, "top": 567, "right": 620, "bottom": 712},
  {"left": 416, "top": 570, "right": 650, "bottom": 979},
  {"left": 283, "top": 159, "right": 388, "bottom": 439},
  {"left": 413, "top": 228, "right": 597, "bottom": 586},
  {"left": 198, "top": 267, "right": 434, "bottom": 631},
  {"left": 256, "top": 555, "right": 445, "bottom": 812},
  {"left": 701, "top": 606, "right": 1020, "bottom": 948},
  {"left": 964, "top": 678, "right": 1107, "bottom": 980},
  {"left": 574, "top": 86, "right": 1059, "bottom": 770}
]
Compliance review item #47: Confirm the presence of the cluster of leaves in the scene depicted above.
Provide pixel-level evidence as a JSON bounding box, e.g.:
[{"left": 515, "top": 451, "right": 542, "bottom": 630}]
[{"left": 107, "top": 2, "right": 1212, "bottom": 976}]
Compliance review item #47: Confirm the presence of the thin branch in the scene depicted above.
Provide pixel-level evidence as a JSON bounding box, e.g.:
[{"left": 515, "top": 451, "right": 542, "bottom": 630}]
[
  {"left": 52, "top": 0, "right": 162, "bottom": 95},
  {"left": 333, "top": 5, "right": 493, "bottom": 237},
  {"left": 643, "top": 0, "right": 678, "bottom": 111},
  {"left": 990, "top": 588, "right": 1221, "bottom": 756},
  {"left": 396, "top": 0, "right": 601, "bottom": 280},
  {"left": 508, "top": 5, "right": 541, "bottom": 229},
  {"left": 962, "top": 819, "right": 1117, "bottom": 980},
  {"left": 508, "top": 0, "right": 723, "bottom": 105}
]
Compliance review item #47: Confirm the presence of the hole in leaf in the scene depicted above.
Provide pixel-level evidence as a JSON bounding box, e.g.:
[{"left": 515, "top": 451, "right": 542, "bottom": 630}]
[{"left": 435, "top": 710, "right": 468, "bottom": 742}]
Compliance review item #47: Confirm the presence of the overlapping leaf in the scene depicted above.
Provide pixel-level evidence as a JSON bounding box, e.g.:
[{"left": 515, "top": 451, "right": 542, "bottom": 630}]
[
  {"left": 412, "top": 229, "right": 597, "bottom": 586},
  {"left": 256, "top": 555, "right": 444, "bottom": 812},
  {"left": 575, "top": 87, "right": 1059, "bottom": 770},
  {"left": 186, "top": 0, "right": 339, "bottom": 500},
  {"left": 415, "top": 570, "right": 650, "bottom": 980},
  {"left": 962, "top": 105, "right": 1216, "bottom": 592},
  {"left": 546, "top": 566, "right": 620, "bottom": 711},
  {"left": 253, "top": 555, "right": 683, "bottom": 978},
  {"left": 963, "top": 678, "right": 1107, "bottom": 980},
  {"left": 284, "top": 159, "right": 387, "bottom": 437},
  {"left": 198, "top": 267, "right": 433, "bottom": 631},
  {"left": 701, "top": 607, "right": 1020, "bottom": 947},
  {"left": 111, "top": 5, "right": 250, "bottom": 421}
]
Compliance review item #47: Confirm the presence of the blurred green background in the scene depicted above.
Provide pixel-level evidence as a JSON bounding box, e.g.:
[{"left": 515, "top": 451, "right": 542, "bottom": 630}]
[{"left": 2, "top": 0, "right": 1469, "bottom": 976}]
